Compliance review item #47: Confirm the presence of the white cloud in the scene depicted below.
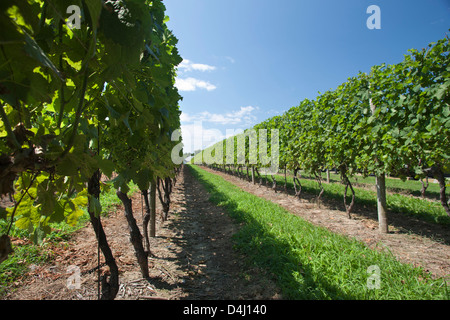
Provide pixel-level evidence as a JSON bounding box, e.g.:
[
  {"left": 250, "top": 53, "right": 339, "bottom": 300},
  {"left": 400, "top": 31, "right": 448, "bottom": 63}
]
[
  {"left": 180, "top": 106, "right": 259, "bottom": 154},
  {"left": 225, "top": 56, "right": 236, "bottom": 64},
  {"left": 235, "top": 106, "right": 258, "bottom": 119},
  {"left": 175, "top": 77, "right": 217, "bottom": 92},
  {"left": 176, "top": 59, "right": 218, "bottom": 92},
  {"left": 180, "top": 123, "right": 225, "bottom": 154},
  {"left": 181, "top": 106, "right": 259, "bottom": 126},
  {"left": 178, "top": 59, "right": 216, "bottom": 73},
  {"left": 201, "top": 106, "right": 258, "bottom": 125},
  {"left": 180, "top": 112, "right": 193, "bottom": 123}
]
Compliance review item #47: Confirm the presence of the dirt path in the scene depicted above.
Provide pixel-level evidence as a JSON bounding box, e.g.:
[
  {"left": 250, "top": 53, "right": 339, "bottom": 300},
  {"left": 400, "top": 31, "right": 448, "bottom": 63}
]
[
  {"left": 3, "top": 166, "right": 280, "bottom": 300},
  {"left": 199, "top": 166, "right": 450, "bottom": 281}
]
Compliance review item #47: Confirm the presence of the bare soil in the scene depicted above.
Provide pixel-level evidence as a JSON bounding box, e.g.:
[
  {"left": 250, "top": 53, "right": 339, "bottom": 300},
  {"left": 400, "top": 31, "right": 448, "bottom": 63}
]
[{"left": 3, "top": 166, "right": 281, "bottom": 300}]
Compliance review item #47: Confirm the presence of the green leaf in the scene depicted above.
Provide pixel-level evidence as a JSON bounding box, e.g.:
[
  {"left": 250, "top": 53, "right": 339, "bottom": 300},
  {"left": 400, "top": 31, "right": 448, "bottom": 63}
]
[
  {"left": 105, "top": 103, "right": 122, "bottom": 120},
  {"left": 145, "top": 44, "right": 159, "bottom": 62},
  {"left": 436, "top": 86, "right": 447, "bottom": 100},
  {"left": 65, "top": 205, "right": 84, "bottom": 226},
  {"left": 38, "top": 189, "right": 56, "bottom": 216},
  {"left": 122, "top": 111, "right": 133, "bottom": 135},
  {"left": 85, "top": 0, "right": 102, "bottom": 28},
  {"left": 89, "top": 196, "right": 102, "bottom": 218},
  {"left": 77, "top": 153, "right": 98, "bottom": 178},
  {"left": 111, "top": 173, "right": 130, "bottom": 194},
  {"left": 98, "top": 158, "right": 115, "bottom": 178},
  {"left": 72, "top": 190, "right": 88, "bottom": 207},
  {"left": 31, "top": 223, "right": 51, "bottom": 245},
  {"left": 56, "top": 153, "right": 79, "bottom": 176},
  {"left": 160, "top": 107, "right": 169, "bottom": 119},
  {"left": 23, "top": 30, "right": 64, "bottom": 81},
  {"left": 49, "top": 202, "right": 65, "bottom": 224},
  {"left": 133, "top": 168, "right": 152, "bottom": 191},
  {"left": 443, "top": 106, "right": 450, "bottom": 118},
  {"left": 15, "top": 216, "right": 33, "bottom": 232}
]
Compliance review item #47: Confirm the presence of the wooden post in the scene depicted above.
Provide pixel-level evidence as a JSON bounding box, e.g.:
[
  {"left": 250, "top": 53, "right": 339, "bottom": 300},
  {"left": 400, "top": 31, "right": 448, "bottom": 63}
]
[
  {"left": 150, "top": 180, "right": 156, "bottom": 237},
  {"left": 370, "top": 85, "right": 389, "bottom": 234},
  {"left": 434, "top": 167, "right": 450, "bottom": 217},
  {"left": 376, "top": 174, "right": 389, "bottom": 233},
  {"left": 251, "top": 166, "right": 256, "bottom": 184}
]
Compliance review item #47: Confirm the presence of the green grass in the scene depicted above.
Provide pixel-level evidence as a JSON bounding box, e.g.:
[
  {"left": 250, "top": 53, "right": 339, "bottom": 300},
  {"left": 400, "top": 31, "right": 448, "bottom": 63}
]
[
  {"left": 189, "top": 164, "right": 449, "bottom": 300},
  {"left": 0, "top": 242, "right": 50, "bottom": 296},
  {"left": 0, "top": 181, "right": 139, "bottom": 297}
]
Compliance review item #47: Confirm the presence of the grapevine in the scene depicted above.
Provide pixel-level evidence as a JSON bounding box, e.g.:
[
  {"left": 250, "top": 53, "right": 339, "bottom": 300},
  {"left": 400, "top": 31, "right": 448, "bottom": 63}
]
[
  {"left": 197, "top": 34, "right": 450, "bottom": 228},
  {"left": 0, "top": 0, "right": 182, "bottom": 300}
]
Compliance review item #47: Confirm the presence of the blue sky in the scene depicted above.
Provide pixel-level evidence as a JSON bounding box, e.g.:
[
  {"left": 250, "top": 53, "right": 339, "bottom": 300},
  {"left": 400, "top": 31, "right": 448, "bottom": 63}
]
[{"left": 164, "top": 0, "right": 450, "bottom": 154}]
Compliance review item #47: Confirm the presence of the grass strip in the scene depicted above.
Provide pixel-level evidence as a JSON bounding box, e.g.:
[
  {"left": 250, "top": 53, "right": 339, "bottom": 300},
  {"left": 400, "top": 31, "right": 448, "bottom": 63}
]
[{"left": 189, "top": 165, "right": 449, "bottom": 300}]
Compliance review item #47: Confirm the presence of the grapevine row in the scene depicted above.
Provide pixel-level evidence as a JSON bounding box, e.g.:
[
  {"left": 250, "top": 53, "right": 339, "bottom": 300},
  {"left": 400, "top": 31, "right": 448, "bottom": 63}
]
[
  {"left": 0, "top": 0, "right": 183, "bottom": 299},
  {"left": 195, "top": 34, "right": 450, "bottom": 230}
]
